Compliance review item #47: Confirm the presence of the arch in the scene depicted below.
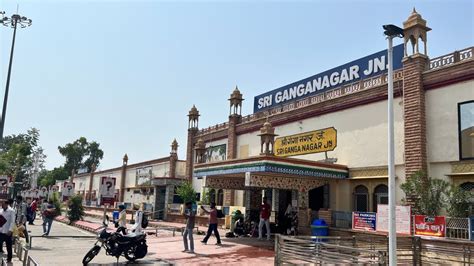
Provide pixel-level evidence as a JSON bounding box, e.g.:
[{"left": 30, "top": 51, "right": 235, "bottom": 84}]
[
  {"left": 373, "top": 184, "right": 388, "bottom": 212},
  {"left": 353, "top": 185, "right": 369, "bottom": 212},
  {"left": 460, "top": 182, "right": 474, "bottom": 192},
  {"left": 208, "top": 189, "right": 216, "bottom": 204}
]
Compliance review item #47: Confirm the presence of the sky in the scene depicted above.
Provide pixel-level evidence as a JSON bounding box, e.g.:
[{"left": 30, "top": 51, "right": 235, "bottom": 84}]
[{"left": 0, "top": 0, "right": 473, "bottom": 171}]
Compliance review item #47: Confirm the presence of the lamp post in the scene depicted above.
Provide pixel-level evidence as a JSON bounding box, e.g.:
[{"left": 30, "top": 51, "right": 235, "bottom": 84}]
[
  {"left": 383, "top": 24, "right": 404, "bottom": 266},
  {"left": 0, "top": 11, "right": 32, "bottom": 140}
]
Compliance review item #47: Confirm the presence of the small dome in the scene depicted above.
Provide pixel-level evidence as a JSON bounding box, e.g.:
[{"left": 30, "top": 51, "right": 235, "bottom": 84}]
[{"left": 188, "top": 105, "right": 200, "bottom": 116}]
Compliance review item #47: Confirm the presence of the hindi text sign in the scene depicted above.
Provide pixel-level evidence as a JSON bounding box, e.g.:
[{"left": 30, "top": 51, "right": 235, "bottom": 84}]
[
  {"left": 376, "top": 205, "right": 411, "bottom": 235},
  {"left": 274, "top": 127, "right": 337, "bottom": 157},
  {"left": 414, "top": 215, "right": 446, "bottom": 237}
]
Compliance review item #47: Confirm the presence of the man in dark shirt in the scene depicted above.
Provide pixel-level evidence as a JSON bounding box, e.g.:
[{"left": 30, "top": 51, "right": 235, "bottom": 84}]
[
  {"left": 200, "top": 202, "right": 221, "bottom": 245},
  {"left": 182, "top": 202, "right": 196, "bottom": 253},
  {"left": 258, "top": 197, "right": 271, "bottom": 240}
]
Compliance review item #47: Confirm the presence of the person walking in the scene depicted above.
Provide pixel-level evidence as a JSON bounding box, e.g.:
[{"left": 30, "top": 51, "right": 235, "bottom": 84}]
[
  {"left": 131, "top": 204, "right": 143, "bottom": 234},
  {"left": 116, "top": 204, "right": 127, "bottom": 235},
  {"left": 200, "top": 202, "right": 221, "bottom": 245},
  {"left": 0, "top": 199, "right": 16, "bottom": 262},
  {"left": 182, "top": 202, "right": 195, "bottom": 253},
  {"left": 28, "top": 198, "right": 38, "bottom": 225},
  {"left": 258, "top": 197, "right": 271, "bottom": 241},
  {"left": 42, "top": 200, "right": 55, "bottom": 236},
  {"left": 14, "top": 196, "right": 29, "bottom": 243}
]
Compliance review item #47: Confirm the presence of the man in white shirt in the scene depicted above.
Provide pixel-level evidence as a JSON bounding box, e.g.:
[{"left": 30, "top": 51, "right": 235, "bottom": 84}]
[
  {"left": 0, "top": 199, "right": 16, "bottom": 262},
  {"left": 131, "top": 204, "right": 143, "bottom": 233}
]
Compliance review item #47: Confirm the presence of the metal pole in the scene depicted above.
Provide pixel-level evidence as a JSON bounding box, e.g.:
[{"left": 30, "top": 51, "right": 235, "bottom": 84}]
[
  {"left": 387, "top": 35, "right": 397, "bottom": 266},
  {"left": 0, "top": 19, "right": 18, "bottom": 140}
]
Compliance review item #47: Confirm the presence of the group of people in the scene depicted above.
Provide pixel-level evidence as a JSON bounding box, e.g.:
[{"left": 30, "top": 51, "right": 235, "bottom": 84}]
[
  {"left": 0, "top": 196, "right": 55, "bottom": 262},
  {"left": 114, "top": 204, "right": 145, "bottom": 235},
  {"left": 181, "top": 197, "right": 273, "bottom": 254}
]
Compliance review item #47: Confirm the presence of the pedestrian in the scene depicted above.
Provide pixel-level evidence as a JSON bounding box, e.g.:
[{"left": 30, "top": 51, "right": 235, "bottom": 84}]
[
  {"left": 0, "top": 199, "right": 16, "bottom": 262},
  {"left": 116, "top": 204, "right": 127, "bottom": 235},
  {"left": 28, "top": 198, "right": 38, "bottom": 225},
  {"left": 131, "top": 204, "right": 143, "bottom": 233},
  {"left": 258, "top": 197, "right": 271, "bottom": 241},
  {"left": 200, "top": 202, "right": 221, "bottom": 245},
  {"left": 182, "top": 202, "right": 195, "bottom": 253},
  {"left": 42, "top": 200, "right": 55, "bottom": 236},
  {"left": 14, "top": 195, "right": 29, "bottom": 243}
]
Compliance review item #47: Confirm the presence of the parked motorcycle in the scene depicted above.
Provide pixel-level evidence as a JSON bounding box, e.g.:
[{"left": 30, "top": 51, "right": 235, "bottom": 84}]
[{"left": 82, "top": 216, "right": 148, "bottom": 265}]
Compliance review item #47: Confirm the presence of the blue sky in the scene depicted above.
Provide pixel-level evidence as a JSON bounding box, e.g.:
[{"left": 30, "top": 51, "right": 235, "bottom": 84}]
[{"left": 1, "top": 0, "right": 473, "bottom": 171}]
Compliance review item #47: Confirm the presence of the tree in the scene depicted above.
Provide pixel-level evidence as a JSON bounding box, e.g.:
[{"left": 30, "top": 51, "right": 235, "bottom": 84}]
[
  {"left": 38, "top": 167, "right": 69, "bottom": 187},
  {"left": 67, "top": 194, "right": 85, "bottom": 223},
  {"left": 176, "top": 181, "right": 197, "bottom": 204},
  {"left": 446, "top": 185, "right": 473, "bottom": 218},
  {"left": 400, "top": 171, "right": 449, "bottom": 216},
  {"left": 58, "top": 137, "right": 104, "bottom": 174}
]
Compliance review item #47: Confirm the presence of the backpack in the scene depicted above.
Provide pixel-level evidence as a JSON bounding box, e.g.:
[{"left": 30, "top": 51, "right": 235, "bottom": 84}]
[
  {"left": 141, "top": 212, "right": 149, "bottom": 228},
  {"left": 217, "top": 210, "right": 225, "bottom": 219}
]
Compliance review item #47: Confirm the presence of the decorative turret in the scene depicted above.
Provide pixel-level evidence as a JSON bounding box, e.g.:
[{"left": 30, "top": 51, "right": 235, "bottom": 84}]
[
  {"left": 403, "top": 8, "right": 431, "bottom": 57},
  {"left": 258, "top": 119, "right": 278, "bottom": 155},
  {"left": 188, "top": 105, "right": 200, "bottom": 129},
  {"left": 229, "top": 86, "right": 244, "bottom": 116},
  {"left": 171, "top": 139, "right": 178, "bottom": 155},
  {"left": 194, "top": 138, "right": 206, "bottom": 164},
  {"left": 123, "top": 154, "right": 128, "bottom": 165},
  {"left": 170, "top": 139, "right": 178, "bottom": 178}
]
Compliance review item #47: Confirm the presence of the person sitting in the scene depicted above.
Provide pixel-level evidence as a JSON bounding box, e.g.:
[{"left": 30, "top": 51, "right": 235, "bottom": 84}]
[{"left": 234, "top": 217, "right": 245, "bottom": 237}]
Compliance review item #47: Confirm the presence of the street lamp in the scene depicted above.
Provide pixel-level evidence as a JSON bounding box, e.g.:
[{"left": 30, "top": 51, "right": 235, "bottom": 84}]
[
  {"left": 0, "top": 11, "right": 32, "bottom": 140},
  {"left": 383, "top": 24, "right": 403, "bottom": 266}
]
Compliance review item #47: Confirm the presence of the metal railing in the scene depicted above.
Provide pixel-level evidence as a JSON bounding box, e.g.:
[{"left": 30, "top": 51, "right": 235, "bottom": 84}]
[
  {"left": 446, "top": 217, "right": 470, "bottom": 240},
  {"left": 331, "top": 210, "right": 352, "bottom": 229},
  {"left": 275, "top": 234, "right": 387, "bottom": 265},
  {"left": 13, "top": 238, "right": 40, "bottom": 266}
]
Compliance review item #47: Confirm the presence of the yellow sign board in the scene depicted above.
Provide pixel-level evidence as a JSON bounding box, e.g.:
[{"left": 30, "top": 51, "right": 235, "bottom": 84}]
[{"left": 274, "top": 127, "right": 337, "bottom": 157}]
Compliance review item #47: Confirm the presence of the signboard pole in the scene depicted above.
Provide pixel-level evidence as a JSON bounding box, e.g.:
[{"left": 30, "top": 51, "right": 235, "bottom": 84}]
[{"left": 387, "top": 34, "right": 397, "bottom": 266}]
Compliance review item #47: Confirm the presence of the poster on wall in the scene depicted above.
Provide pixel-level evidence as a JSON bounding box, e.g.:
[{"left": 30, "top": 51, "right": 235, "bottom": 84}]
[
  {"left": 352, "top": 212, "right": 376, "bottom": 231},
  {"left": 203, "top": 144, "right": 226, "bottom": 163},
  {"left": 414, "top": 215, "right": 446, "bottom": 237},
  {"left": 62, "top": 182, "right": 75, "bottom": 201},
  {"left": 136, "top": 166, "right": 153, "bottom": 186},
  {"left": 376, "top": 205, "right": 411, "bottom": 235},
  {"left": 100, "top": 176, "right": 116, "bottom": 205},
  {"left": 274, "top": 127, "right": 337, "bottom": 157}
]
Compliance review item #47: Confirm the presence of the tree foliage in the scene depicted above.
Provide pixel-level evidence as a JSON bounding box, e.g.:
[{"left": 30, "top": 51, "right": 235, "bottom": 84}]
[
  {"left": 67, "top": 194, "right": 85, "bottom": 223},
  {"left": 446, "top": 185, "right": 473, "bottom": 218},
  {"left": 38, "top": 167, "right": 69, "bottom": 187},
  {"left": 176, "top": 181, "right": 197, "bottom": 204},
  {"left": 400, "top": 171, "right": 449, "bottom": 216},
  {"left": 58, "top": 137, "right": 104, "bottom": 174}
]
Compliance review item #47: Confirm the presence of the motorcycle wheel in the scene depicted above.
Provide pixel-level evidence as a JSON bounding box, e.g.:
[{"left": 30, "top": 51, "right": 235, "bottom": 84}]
[
  {"left": 124, "top": 248, "right": 137, "bottom": 262},
  {"left": 82, "top": 245, "right": 101, "bottom": 265}
]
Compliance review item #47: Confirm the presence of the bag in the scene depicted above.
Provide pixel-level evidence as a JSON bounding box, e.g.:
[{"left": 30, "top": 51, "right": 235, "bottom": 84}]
[
  {"left": 12, "top": 224, "right": 19, "bottom": 238},
  {"left": 141, "top": 213, "right": 149, "bottom": 229},
  {"left": 217, "top": 210, "right": 225, "bottom": 218}
]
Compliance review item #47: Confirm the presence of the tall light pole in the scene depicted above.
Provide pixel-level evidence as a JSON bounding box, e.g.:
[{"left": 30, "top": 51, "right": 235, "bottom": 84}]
[
  {"left": 383, "top": 24, "right": 404, "bottom": 266},
  {"left": 0, "top": 11, "right": 32, "bottom": 140}
]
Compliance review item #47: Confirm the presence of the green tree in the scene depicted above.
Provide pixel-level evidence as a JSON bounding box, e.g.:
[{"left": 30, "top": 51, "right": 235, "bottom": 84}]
[
  {"left": 51, "top": 192, "right": 63, "bottom": 217},
  {"left": 400, "top": 171, "right": 449, "bottom": 216},
  {"left": 58, "top": 137, "right": 104, "bottom": 174},
  {"left": 38, "top": 167, "right": 69, "bottom": 187},
  {"left": 446, "top": 185, "right": 473, "bottom": 218},
  {"left": 67, "top": 194, "right": 85, "bottom": 223},
  {"left": 176, "top": 181, "right": 197, "bottom": 203}
]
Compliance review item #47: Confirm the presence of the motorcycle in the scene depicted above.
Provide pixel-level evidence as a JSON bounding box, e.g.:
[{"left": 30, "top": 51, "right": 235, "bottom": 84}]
[{"left": 82, "top": 216, "right": 148, "bottom": 265}]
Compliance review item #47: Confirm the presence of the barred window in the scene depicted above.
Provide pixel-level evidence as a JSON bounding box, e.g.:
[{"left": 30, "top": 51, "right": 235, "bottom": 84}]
[{"left": 458, "top": 101, "right": 474, "bottom": 160}]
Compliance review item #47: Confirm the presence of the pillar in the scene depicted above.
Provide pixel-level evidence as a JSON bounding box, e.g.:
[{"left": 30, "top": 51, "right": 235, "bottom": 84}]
[
  {"left": 119, "top": 154, "right": 128, "bottom": 203},
  {"left": 87, "top": 164, "right": 96, "bottom": 204}
]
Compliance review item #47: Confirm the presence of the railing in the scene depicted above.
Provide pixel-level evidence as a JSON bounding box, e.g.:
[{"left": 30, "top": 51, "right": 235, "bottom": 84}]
[
  {"left": 428, "top": 46, "right": 473, "bottom": 70},
  {"left": 446, "top": 217, "right": 470, "bottom": 240},
  {"left": 13, "top": 238, "right": 40, "bottom": 266},
  {"left": 331, "top": 210, "right": 352, "bottom": 229}
]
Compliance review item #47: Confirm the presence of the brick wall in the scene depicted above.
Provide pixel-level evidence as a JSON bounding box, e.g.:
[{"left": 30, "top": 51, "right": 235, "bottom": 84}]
[
  {"left": 185, "top": 128, "right": 198, "bottom": 181},
  {"left": 403, "top": 55, "right": 429, "bottom": 178}
]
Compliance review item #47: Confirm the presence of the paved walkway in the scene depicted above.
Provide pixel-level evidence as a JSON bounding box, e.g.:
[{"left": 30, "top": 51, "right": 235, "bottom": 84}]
[{"left": 23, "top": 215, "right": 274, "bottom": 265}]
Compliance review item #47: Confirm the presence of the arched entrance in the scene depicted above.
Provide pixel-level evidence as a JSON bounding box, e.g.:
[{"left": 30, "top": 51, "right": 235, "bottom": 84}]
[
  {"left": 308, "top": 184, "right": 329, "bottom": 211},
  {"left": 373, "top": 184, "right": 388, "bottom": 212}
]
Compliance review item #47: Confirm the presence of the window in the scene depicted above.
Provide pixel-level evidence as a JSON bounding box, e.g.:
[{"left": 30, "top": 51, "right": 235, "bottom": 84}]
[
  {"left": 354, "top": 185, "right": 369, "bottom": 212},
  {"left": 208, "top": 189, "right": 216, "bottom": 204},
  {"left": 458, "top": 101, "right": 474, "bottom": 160},
  {"left": 217, "top": 189, "right": 224, "bottom": 206},
  {"left": 460, "top": 182, "right": 474, "bottom": 192},
  {"left": 172, "top": 186, "right": 183, "bottom": 204},
  {"left": 373, "top": 184, "right": 388, "bottom": 212}
]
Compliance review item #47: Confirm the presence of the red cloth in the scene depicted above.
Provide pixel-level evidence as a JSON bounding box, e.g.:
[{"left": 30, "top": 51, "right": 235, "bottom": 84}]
[
  {"left": 260, "top": 203, "right": 271, "bottom": 220},
  {"left": 31, "top": 201, "right": 37, "bottom": 212},
  {"left": 209, "top": 209, "right": 218, "bottom": 224}
]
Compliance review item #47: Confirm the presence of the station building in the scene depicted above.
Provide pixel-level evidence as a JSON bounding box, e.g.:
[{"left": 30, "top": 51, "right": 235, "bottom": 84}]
[
  {"left": 73, "top": 139, "right": 187, "bottom": 220},
  {"left": 185, "top": 10, "right": 473, "bottom": 233}
]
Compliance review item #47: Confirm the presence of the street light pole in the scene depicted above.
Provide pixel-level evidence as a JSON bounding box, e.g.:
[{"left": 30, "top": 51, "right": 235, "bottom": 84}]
[
  {"left": 383, "top": 24, "right": 403, "bottom": 266},
  {"left": 0, "top": 12, "right": 32, "bottom": 140}
]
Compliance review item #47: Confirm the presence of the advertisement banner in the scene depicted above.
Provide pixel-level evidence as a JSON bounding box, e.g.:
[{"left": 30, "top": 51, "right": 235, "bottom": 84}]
[
  {"left": 352, "top": 212, "right": 377, "bottom": 231},
  {"left": 62, "top": 182, "right": 75, "bottom": 200},
  {"left": 100, "top": 177, "right": 116, "bottom": 205},
  {"left": 414, "top": 215, "right": 446, "bottom": 237},
  {"left": 376, "top": 205, "right": 411, "bottom": 235},
  {"left": 136, "top": 167, "right": 153, "bottom": 186},
  {"left": 274, "top": 127, "right": 337, "bottom": 157}
]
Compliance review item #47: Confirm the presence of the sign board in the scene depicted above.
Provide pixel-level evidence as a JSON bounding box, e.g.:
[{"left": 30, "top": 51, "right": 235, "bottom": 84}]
[
  {"left": 100, "top": 177, "right": 116, "bottom": 205},
  {"left": 62, "top": 182, "right": 75, "bottom": 200},
  {"left": 274, "top": 127, "right": 337, "bottom": 157},
  {"left": 253, "top": 44, "right": 404, "bottom": 113},
  {"left": 414, "top": 215, "right": 446, "bottom": 237},
  {"left": 376, "top": 205, "right": 411, "bottom": 235},
  {"left": 203, "top": 144, "right": 227, "bottom": 163},
  {"left": 352, "top": 212, "right": 376, "bottom": 231},
  {"left": 136, "top": 167, "right": 153, "bottom": 186},
  {"left": 469, "top": 216, "right": 474, "bottom": 241}
]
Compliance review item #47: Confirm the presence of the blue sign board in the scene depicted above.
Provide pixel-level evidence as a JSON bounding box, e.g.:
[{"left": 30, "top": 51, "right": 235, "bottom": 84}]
[
  {"left": 470, "top": 216, "right": 474, "bottom": 241},
  {"left": 352, "top": 211, "right": 377, "bottom": 231},
  {"left": 253, "top": 44, "right": 405, "bottom": 113}
]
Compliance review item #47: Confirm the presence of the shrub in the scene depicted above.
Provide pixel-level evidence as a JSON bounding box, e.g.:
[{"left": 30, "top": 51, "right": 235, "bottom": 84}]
[
  {"left": 51, "top": 192, "right": 63, "bottom": 217},
  {"left": 176, "top": 181, "right": 197, "bottom": 204},
  {"left": 67, "top": 194, "right": 85, "bottom": 223},
  {"left": 446, "top": 185, "right": 473, "bottom": 218}
]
